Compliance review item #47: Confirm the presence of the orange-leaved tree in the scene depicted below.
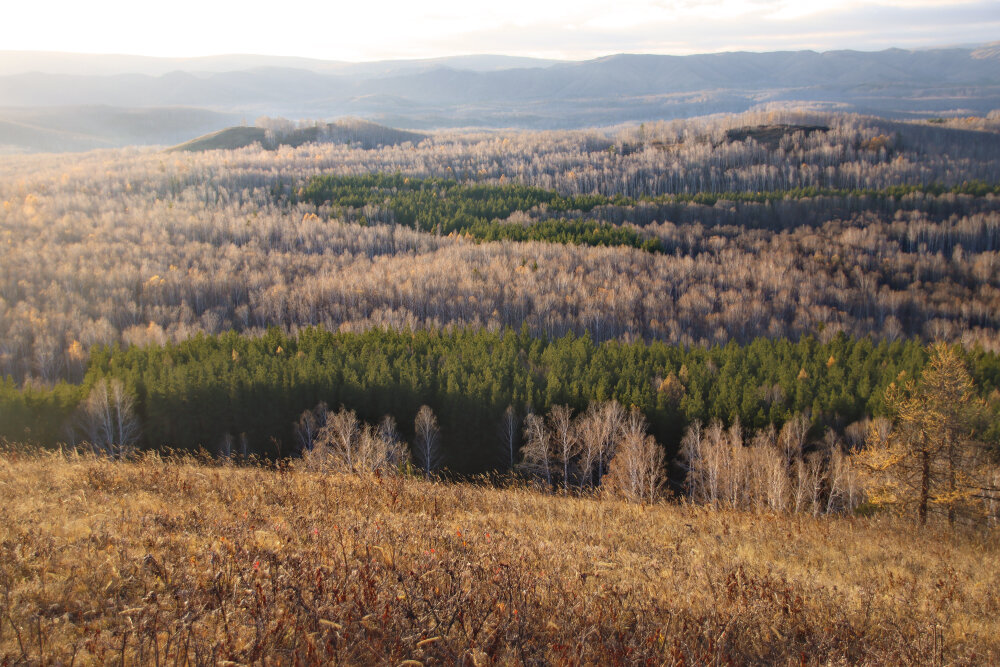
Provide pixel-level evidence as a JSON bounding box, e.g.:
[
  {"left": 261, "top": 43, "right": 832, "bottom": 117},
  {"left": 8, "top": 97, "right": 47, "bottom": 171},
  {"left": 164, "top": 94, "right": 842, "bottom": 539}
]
[{"left": 854, "top": 343, "right": 990, "bottom": 526}]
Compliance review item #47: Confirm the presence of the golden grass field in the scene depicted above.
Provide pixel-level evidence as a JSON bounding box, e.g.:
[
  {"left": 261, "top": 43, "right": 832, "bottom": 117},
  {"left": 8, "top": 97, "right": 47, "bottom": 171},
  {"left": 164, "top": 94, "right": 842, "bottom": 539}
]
[{"left": 1, "top": 450, "right": 998, "bottom": 665}]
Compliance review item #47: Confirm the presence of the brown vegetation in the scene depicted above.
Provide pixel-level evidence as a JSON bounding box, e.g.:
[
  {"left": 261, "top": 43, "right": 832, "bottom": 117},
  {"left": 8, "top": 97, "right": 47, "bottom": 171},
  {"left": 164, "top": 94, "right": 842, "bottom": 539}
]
[{"left": 1, "top": 450, "right": 997, "bottom": 665}]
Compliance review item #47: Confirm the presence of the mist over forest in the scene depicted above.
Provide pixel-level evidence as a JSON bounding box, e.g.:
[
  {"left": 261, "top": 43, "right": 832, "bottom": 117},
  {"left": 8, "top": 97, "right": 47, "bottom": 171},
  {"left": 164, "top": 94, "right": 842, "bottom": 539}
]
[{"left": 2, "top": 43, "right": 999, "bottom": 152}]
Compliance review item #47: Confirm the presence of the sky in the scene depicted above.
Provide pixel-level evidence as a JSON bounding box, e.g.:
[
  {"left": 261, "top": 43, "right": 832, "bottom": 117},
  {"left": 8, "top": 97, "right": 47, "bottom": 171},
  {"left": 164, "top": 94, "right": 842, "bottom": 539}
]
[{"left": 3, "top": 0, "right": 998, "bottom": 62}]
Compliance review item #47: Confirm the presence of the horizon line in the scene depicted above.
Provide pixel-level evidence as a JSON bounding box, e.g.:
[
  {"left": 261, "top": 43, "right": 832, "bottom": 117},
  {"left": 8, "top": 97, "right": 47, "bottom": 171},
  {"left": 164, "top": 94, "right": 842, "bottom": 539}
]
[{"left": 2, "top": 40, "right": 996, "bottom": 67}]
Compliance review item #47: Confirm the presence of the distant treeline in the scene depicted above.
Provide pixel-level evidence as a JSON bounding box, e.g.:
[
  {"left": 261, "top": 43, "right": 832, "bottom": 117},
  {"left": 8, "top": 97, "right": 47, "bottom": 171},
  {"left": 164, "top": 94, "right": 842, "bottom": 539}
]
[
  {"left": 300, "top": 173, "right": 1000, "bottom": 213},
  {"left": 3, "top": 328, "right": 998, "bottom": 472},
  {"left": 647, "top": 181, "right": 1000, "bottom": 205}
]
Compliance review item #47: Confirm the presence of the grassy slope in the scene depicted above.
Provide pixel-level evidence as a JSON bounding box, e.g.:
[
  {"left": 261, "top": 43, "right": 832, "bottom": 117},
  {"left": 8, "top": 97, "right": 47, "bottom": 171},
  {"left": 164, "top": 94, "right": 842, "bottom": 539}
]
[
  {"left": 1, "top": 452, "right": 997, "bottom": 664},
  {"left": 170, "top": 120, "right": 426, "bottom": 152},
  {"left": 168, "top": 126, "right": 267, "bottom": 152}
]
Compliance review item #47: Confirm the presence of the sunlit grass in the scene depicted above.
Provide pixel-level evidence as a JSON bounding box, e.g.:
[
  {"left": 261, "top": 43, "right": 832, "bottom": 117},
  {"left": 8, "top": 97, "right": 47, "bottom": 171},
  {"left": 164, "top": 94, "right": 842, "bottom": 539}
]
[{"left": 1, "top": 449, "right": 997, "bottom": 664}]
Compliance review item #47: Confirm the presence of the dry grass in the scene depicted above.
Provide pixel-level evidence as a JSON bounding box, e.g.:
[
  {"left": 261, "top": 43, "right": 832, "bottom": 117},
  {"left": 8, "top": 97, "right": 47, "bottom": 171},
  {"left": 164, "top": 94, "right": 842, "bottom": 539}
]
[{"left": 1, "top": 450, "right": 998, "bottom": 665}]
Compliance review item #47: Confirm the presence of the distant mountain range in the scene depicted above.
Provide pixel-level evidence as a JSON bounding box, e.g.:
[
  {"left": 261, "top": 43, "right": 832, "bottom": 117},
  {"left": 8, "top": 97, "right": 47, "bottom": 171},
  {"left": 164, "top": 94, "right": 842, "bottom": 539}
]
[
  {"left": 1, "top": 45, "right": 998, "bottom": 152},
  {"left": 0, "top": 52, "right": 563, "bottom": 77}
]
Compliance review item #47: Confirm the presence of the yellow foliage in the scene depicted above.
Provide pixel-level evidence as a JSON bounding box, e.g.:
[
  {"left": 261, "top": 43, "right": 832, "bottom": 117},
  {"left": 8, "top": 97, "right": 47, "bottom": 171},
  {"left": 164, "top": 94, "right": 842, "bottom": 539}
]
[
  {"left": 657, "top": 373, "right": 686, "bottom": 404},
  {"left": 67, "top": 340, "right": 86, "bottom": 363},
  {"left": 857, "top": 343, "right": 990, "bottom": 525},
  {"left": 863, "top": 135, "right": 891, "bottom": 152}
]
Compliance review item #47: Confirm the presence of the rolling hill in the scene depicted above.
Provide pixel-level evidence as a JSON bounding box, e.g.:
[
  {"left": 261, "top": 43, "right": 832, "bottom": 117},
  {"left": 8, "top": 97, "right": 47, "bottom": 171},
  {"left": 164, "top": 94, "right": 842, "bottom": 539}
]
[
  {"left": 169, "top": 118, "right": 426, "bottom": 152},
  {"left": 1, "top": 44, "right": 998, "bottom": 151}
]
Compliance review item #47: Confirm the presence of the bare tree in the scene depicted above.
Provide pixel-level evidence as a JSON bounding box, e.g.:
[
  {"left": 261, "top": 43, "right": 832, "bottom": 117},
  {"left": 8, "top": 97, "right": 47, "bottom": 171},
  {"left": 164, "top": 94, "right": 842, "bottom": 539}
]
[
  {"left": 305, "top": 408, "right": 408, "bottom": 474},
  {"left": 759, "top": 441, "right": 789, "bottom": 512},
  {"left": 719, "top": 420, "right": 745, "bottom": 509},
  {"left": 378, "top": 415, "right": 409, "bottom": 469},
  {"left": 294, "top": 401, "right": 328, "bottom": 453},
  {"left": 779, "top": 414, "right": 810, "bottom": 467},
  {"left": 791, "top": 455, "right": 819, "bottom": 515},
  {"left": 498, "top": 404, "right": 519, "bottom": 472},
  {"left": 356, "top": 424, "right": 385, "bottom": 471},
  {"left": 604, "top": 407, "right": 665, "bottom": 503},
  {"left": 575, "top": 404, "right": 602, "bottom": 490},
  {"left": 595, "top": 401, "right": 625, "bottom": 482},
  {"left": 748, "top": 424, "right": 777, "bottom": 511},
  {"left": 413, "top": 405, "right": 442, "bottom": 478},
  {"left": 78, "top": 378, "right": 140, "bottom": 458},
  {"left": 218, "top": 432, "right": 233, "bottom": 461},
  {"left": 682, "top": 417, "right": 816, "bottom": 514},
  {"left": 679, "top": 420, "right": 706, "bottom": 502},
  {"left": 805, "top": 451, "right": 826, "bottom": 517},
  {"left": 700, "top": 420, "right": 727, "bottom": 507},
  {"left": 316, "top": 407, "right": 360, "bottom": 471},
  {"left": 571, "top": 402, "right": 619, "bottom": 490},
  {"left": 822, "top": 429, "right": 849, "bottom": 514},
  {"left": 519, "top": 412, "right": 553, "bottom": 488},
  {"left": 549, "top": 404, "right": 579, "bottom": 492}
]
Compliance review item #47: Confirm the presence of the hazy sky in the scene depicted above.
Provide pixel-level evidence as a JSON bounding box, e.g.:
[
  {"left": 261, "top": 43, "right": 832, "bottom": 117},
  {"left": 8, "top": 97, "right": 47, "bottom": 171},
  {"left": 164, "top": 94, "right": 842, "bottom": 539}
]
[{"left": 6, "top": 0, "right": 998, "bottom": 61}]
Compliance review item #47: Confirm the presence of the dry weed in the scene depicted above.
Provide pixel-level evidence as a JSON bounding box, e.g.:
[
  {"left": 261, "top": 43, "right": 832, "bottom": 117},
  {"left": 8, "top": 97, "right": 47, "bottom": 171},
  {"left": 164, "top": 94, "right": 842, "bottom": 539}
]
[{"left": 0, "top": 450, "right": 997, "bottom": 665}]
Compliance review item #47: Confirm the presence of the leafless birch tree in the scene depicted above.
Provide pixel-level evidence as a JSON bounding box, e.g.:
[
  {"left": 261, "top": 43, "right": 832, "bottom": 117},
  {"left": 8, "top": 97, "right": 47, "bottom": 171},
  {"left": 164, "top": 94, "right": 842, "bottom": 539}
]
[
  {"left": 78, "top": 378, "right": 141, "bottom": 458},
  {"left": 414, "top": 405, "right": 442, "bottom": 478}
]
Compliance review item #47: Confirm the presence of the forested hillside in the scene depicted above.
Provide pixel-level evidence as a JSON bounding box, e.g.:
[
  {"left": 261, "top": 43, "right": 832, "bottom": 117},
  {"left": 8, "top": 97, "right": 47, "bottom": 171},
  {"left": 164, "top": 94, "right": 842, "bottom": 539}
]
[
  {"left": 2, "top": 111, "right": 1000, "bottom": 385},
  {"left": 171, "top": 118, "right": 427, "bottom": 153},
  {"left": 1, "top": 110, "right": 999, "bottom": 478}
]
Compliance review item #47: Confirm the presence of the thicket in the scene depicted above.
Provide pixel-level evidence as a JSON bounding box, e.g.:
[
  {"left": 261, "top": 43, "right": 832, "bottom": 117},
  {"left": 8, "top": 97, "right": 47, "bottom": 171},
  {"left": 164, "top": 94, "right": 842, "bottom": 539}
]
[{"left": 3, "top": 328, "right": 999, "bottom": 474}]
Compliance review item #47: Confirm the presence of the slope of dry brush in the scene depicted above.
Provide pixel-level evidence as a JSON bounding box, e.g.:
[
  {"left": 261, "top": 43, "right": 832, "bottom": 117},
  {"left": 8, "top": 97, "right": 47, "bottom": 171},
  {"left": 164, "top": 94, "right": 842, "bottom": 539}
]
[{"left": 1, "top": 451, "right": 997, "bottom": 665}]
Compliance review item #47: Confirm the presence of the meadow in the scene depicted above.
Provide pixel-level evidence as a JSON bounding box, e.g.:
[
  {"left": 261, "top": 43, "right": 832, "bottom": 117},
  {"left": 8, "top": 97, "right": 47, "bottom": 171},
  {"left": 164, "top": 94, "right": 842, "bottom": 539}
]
[{"left": 1, "top": 450, "right": 997, "bottom": 665}]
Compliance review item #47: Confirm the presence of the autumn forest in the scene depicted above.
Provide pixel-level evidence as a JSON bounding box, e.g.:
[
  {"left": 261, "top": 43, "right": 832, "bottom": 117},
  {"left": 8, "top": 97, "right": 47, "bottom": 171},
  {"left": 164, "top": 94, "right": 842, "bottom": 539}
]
[{"left": 2, "top": 110, "right": 1000, "bottom": 512}]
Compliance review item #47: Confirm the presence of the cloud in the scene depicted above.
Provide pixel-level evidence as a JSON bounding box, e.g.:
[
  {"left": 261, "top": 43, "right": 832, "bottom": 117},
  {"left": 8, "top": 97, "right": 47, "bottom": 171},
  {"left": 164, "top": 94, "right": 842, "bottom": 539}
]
[
  {"left": 2, "top": 0, "right": 997, "bottom": 61},
  {"left": 413, "top": 1, "right": 1000, "bottom": 60}
]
